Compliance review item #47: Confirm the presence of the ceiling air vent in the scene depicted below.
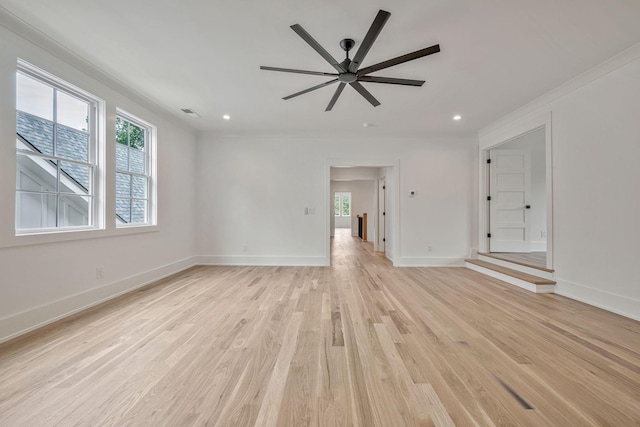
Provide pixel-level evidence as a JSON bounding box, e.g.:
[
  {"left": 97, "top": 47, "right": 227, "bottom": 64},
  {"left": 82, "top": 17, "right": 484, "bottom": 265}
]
[{"left": 181, "top": 108, "right": 200, "bottom": 118}]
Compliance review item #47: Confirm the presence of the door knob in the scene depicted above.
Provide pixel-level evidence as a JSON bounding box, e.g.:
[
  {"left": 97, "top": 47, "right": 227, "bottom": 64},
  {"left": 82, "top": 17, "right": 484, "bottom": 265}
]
[{"left": 525, "top": 205, "right": 531, "bottom": 209}]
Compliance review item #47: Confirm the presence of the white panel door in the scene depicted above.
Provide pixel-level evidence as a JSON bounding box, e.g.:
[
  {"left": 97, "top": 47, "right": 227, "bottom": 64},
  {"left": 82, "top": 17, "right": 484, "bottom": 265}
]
[{"left": 489, "top": 150, "right": 531, "bottom": 252}]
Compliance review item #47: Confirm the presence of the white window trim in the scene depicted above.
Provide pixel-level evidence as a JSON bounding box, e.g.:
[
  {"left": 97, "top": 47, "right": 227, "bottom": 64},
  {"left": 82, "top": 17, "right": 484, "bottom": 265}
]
[
  {"left": 15, "top": 59, "right": 106, "bottom": 236},
  {"left": 115, "top": 108, "right": 157, "bottom": 228}
]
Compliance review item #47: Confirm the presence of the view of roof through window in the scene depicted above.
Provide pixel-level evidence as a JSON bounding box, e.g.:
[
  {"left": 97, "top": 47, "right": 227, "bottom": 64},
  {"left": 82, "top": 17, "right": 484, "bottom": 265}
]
[
  {"left": 15, "top": 71, "right": 93, "bottom": 229},
  {"left": 16, "top": 73, "right": 90, "bottom": 192},
  {"left": 115, "top": 115, "right": 148, "bottom": 224}
]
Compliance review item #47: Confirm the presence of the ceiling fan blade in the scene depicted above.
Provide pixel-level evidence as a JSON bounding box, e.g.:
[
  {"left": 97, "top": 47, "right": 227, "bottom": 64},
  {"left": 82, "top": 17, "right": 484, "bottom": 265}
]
[
  {"left": 348, "top": 10, "right": 391, "bottom": 73},
  {"left": 358, "top": 76, "right": 425, "bottom": 86},
  {"left": 325, "top": 83, "right": 346, "bottom": 111},
  {"left": 283, "top": 79, "right": 339, "bottom": 100},
  {"left": 260, "top": 66, "right": 338, "bottom": 77},
  {"left": 357, "top": 44, "right": 440, "bottom": 76},
  {"left": 290, "top": 24, "right": 345, "bottom": 73},
  {"left": 349, "top": 81, "right": 380, "bottom": 107}
]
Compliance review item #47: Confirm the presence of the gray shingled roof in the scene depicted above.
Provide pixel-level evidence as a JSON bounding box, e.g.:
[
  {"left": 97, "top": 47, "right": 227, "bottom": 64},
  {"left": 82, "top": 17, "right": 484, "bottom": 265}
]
[
  {"left": 16, "top": 111, "right": 145, "bottom": 224},
  {"left": 16, "top": 110, "right": 89, "bottom": 190}
]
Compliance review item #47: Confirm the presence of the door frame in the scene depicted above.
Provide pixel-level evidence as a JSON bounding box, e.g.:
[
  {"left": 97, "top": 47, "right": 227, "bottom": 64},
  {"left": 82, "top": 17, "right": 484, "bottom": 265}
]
[
  {"left": 478, "top": 111, "right": 554, "bottom": 270},
  {"left": 325, "top": 158, "right": 399, "bottom": 266},
  {"left": 377, "top": 177, "right": 386, "bottom": 253}
]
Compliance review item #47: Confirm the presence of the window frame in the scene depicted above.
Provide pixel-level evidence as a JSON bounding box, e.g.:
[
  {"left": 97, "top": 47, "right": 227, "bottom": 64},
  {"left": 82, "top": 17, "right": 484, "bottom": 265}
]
[
  {"left": 115, "top": 109, "right": 157, "bottom": 228},
  {"left": 15, "top": 60, "right": 104, "bottom": 235}
]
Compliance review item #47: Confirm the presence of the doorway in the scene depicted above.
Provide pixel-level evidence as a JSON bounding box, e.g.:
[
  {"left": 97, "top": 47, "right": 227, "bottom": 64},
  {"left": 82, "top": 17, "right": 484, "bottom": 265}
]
[
  {"left": 480, "top": 116, "right": 553, "bottom": 271},
  {"left": 326, "top": 160, "right": 399, "bottom": 266}
]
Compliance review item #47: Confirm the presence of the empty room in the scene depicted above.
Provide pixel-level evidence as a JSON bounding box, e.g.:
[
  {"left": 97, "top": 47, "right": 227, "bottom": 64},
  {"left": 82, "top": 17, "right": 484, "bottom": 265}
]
[{"left": 0, "top": 1, "right": 639, "bottom": 426}]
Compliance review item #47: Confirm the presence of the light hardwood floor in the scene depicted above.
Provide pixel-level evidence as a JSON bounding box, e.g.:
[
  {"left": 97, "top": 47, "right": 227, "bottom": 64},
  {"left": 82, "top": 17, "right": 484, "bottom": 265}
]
[
  {"left": 1, "top": 232, "right": 639, "bottom": 426},
  {"left": 486, "top": 252, "right": 548, "bottom": 271}
]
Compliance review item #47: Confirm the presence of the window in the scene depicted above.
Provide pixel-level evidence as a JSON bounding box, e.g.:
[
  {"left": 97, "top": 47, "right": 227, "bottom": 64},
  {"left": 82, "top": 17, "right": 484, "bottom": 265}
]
[
  {"left": 115, "top": 111, "right": 154, "bottom": 226},
  {"left": 334, "top": 192, "right": 351, "bottom": 216},
  {"left": 15, "top": 62, "right": 101, "bottom": 233}
]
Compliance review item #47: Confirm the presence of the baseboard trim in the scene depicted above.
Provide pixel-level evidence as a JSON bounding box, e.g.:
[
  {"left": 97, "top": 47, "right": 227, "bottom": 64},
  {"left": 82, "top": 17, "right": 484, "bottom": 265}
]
[
  {"left": 396, "top": 257, "right": 465, "bottom": 267},
  {"left": 555, "top": 278, "right": 640, "bottom": 322},
  {"left": 0, "top": 256, "right": 197, "bottom": 344},
  {"left": 197, "top": 255, "right": 329, "bottom": 267},
  {"left": 530, "top": 241, "right": 547, "bottom": 252}
]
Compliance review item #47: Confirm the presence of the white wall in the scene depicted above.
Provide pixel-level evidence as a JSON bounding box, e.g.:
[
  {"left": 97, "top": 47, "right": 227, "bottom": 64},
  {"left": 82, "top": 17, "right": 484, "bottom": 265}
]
[
  {"left": 195, "top": 136, "right": 477, "bottom": 267},
  {"left": 495, "top": 128, "right": 547, "bottom": 251},
  {"left": 0, "top": 21, "right": 198, "bottom": 342},
  {"left": 334, "top": 215, "right": 351, "bottom": 229},
  {"left": 480, "top": 45, "right": 640, "bottom": 320}
]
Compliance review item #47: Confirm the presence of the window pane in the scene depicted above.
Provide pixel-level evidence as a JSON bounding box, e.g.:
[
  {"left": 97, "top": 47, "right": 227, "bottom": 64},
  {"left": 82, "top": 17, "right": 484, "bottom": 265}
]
[
  {"left": 16, "top": 192, "right": 57, "bottom": 229},
  {"left": 342, "top": 195, "right": 350, "bottom": 216},
  {"left": 129, "top": 149, "right": 145, "bottom": 174},
  {"left": 116, "top": 172, "right": 131, "bottom": 198},
  {"left": 15, "top": 65, "right": 99, "bottom": 234},
  {"left": 16, "top": 111, "right": 54, "bottom": 155},
  {"left": 57, "top": 91, "right": 89, "bottom": 131},
  {"left": 16, "top": 73, "right": 53, "bottom": 121},
  {"left": 60, "top": 161, "right": 90, "bottom": 194},
  {"left": 116, "top": 117, "right": 128, "bottom": 146},
  {"left": 115, "top": 112, "right": 153, "bottom": 228},
  {"left": 57, "top": 124, "right": 89, "bottom": 162},
  {"left": 59, "top": 195, "right": 90, "bottom": 226},
  {"left": 16, "top": 153, "right": 57, "bottom": 192},
  {"left": 116, "top": 144, "right": 128, "bottom": 171},
  {"left": 131, "top": 175, "right": 146, "bottom": 198},
  {"left": 116, "top": 198, "right": 131, "bottom": 223},
  {"left": 131, "top": 199, "right": 146, "bottom": 223},
  {"left": 334, "top": 195, "right": 340, "bottom": 216},
  {"left": 129, "top": 123, "right": 144, "bottom": 150}
]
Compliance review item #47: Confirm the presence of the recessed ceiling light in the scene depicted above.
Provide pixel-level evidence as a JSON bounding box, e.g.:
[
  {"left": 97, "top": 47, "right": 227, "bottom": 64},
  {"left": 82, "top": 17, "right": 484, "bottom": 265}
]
[
  {"left": 181, "top": 108, "right": 200, "bottom": 118},
  {"left": 362, "top": 123, "right": 375, "bottom": 128},
  {"left": 222, "top": 114, "right": 231, "bottom": 120},
  {"left": 453, "top": 115, "right": 462, "bottom": 121}
]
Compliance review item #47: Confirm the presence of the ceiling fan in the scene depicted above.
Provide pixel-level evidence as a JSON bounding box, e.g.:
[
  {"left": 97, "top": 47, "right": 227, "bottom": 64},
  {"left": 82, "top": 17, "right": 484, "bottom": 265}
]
[{"left": 260, "top": 9, "right": 440, "bottom": 111}]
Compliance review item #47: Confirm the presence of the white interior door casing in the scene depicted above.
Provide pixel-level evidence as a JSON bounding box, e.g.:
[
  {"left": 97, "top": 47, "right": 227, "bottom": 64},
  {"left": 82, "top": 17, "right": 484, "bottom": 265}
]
[
  {"left": 378, "top": 178, "right": 385, "bottom": 253},
  {"left": 490, "top": 150, "right": 531, "bottom": 252}
]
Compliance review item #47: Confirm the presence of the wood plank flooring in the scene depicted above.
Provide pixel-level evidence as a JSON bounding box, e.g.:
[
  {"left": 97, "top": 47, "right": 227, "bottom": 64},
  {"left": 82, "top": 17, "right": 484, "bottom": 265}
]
[
  {"left": 1, "top": 232, "right": 639, "bottom": 426},
  {"left": 484, "top": 252, "right": 549, "bottom": 271}
]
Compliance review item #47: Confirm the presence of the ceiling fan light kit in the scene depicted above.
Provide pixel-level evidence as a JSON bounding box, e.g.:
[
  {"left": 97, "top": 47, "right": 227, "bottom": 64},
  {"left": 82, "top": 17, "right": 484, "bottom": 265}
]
[{"left": 260, "top": 9, "right": 440, "bottom": 111}]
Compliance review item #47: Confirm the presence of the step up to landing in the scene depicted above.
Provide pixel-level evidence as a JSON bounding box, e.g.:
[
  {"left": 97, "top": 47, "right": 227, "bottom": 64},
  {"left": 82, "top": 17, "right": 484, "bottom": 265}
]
[{"left": 465, "top": 259, "right": 556, "bottom": 294}]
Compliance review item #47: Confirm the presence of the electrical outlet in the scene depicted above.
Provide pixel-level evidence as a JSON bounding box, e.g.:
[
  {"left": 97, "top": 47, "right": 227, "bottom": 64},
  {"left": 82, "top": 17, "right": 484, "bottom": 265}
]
[
  {"left": 428, "top": 245, "right": 433, "bottom": 252},
  {"left": 96, "top": 267, "right": 104, "bottom": 280},
  {"left": 241, "top": 244, "right": 248, "bottom": 253},
  {"left": 309, "top": 208, "right": 315, "bottom": 215},
  {"left": 541, "top": 231, "right": 546, "bottom": 238}
]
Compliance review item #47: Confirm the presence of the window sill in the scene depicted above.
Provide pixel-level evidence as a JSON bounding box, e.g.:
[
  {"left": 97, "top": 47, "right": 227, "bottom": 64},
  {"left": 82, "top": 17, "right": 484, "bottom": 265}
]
[
  {"left": 1, "top": 224, "right": 159, "bottom": 249},
  {"left": 115, "top": 223, "right": 159, "bottom": 235}
]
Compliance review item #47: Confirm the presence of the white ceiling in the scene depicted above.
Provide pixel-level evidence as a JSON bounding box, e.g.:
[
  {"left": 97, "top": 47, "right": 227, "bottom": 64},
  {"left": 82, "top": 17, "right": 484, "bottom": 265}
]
[{"left": 2, "top": 0, "right": 640, "bottom": 137}]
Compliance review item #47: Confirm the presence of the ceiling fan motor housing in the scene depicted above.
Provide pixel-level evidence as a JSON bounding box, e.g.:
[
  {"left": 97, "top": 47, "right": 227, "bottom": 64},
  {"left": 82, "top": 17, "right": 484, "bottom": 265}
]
[
  {"left": 338, "top": 72, "right": 357, "bottom": 83},
  {"left": 340, "top": 38, "right": 355, "bottom": 52}
]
